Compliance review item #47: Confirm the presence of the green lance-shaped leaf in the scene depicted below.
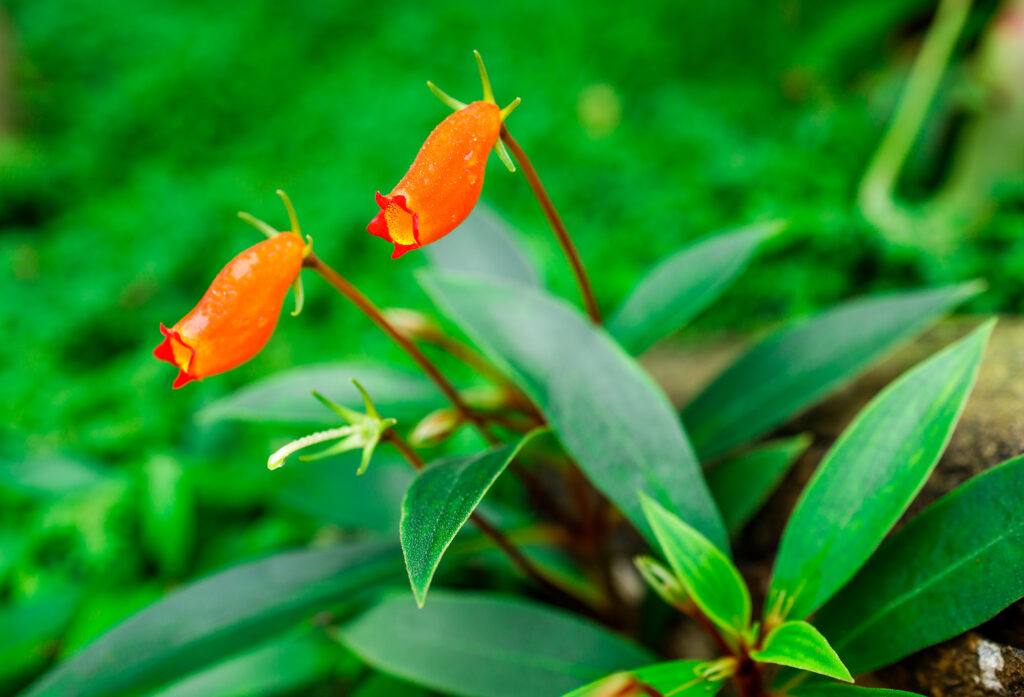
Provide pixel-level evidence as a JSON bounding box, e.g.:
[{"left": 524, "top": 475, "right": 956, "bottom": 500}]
[
  {"left": 814, "top": 453, "right": 1024, "bottom": 675},
  {"left": 401, "top": 430, "right": 542, "bottom": 606},
  {"left": 563, "top": 660, "right": 729, "bottom": 697},
  {"left": 683, "top": 282, "right": 981, "bottom": 460},
  {"left": 788, "top": 686, "right": 923, "bottom": 697},
  {"left": 750, "top": 621, "right": 851, "bottom": 682},
  {"left": 425, "top": 203, "right": 540, "bottom": 287},
  {"left": 768, "top": 320, "right": 993, "bottom": 622},
  {"left": 197, "top": 363, "right": 443, "bottom": 425},
  {"left": 339, "top": 591, "right": 654, "bottom": 697},
  {"left": 419, "top": 271, "right": 727, "bottom": 551},
  {"left": 642, "top": 495, "right": 751, "bottom": 638},
  {"left": 21, "top": 542, "right": 403, "bottom": 697},
  {"left": 144, "top": 632, "right": 342, "bottom": 697},
  {"left": 608, "top": 221, "right": 781, "bottom": 354},
  {"left": 706, "top": 435, "right": 810, "bottom": 536}
]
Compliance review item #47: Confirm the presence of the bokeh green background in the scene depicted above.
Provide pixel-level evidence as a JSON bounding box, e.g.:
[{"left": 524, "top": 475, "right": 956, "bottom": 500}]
[{"left": 0, "top": 0, "right": 1021, "bottom": 693}]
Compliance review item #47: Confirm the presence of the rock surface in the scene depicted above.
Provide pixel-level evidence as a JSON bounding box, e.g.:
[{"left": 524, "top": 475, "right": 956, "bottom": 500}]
[{"left": 643, "top": 317, "right": 1024, "bottom": 695}]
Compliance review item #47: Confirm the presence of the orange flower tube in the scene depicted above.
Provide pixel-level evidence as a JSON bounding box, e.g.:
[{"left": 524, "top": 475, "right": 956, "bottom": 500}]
[
  {"left": 154, "top": 193, "right": 308, "bottom": 388},
  {"left": 368, "top": 51, "right": 520, "bottom": 258}
]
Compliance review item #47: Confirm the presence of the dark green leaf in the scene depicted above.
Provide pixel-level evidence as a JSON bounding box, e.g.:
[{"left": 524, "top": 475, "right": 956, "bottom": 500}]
[
  {"left": 425, "top": 203, "right": 540, "bottom": 287},
  {"left": 750, "top": 621, "right": 850, "bottom": 682},
  {"left": 420, "top": 271, "right": 726, "bottom": 550},
  {"left": 789, "top": 686, "right": 923, "bottom": 697},
  {"left": 197, "top": 364, "right": 442, "bottom": 425},
  {"left": 563, "top": 660, "right": 725, "bottom": 697},
  {"left": 401, "top": 432, "right": 540, "bottom": 606},
  {"left": 684, "top": 283, "right": 981, "bottom": 459},
  {"left": 273, "top": 452, "right": 413, "bottom": 535},
  {"left": 769, "top": 321, "right": 992, "bottom": 621},
  {"left": 351, "top": 674, "right": 436, "bottom": 697},
  {"left": 642, "top": 495, "right": 750, "bottom": 637},
  {"left": 22, "top": 542, "right": 403, "bottom": 697},
  {"left": 707, "top": 436, "right": 809, "bottom": 535},
  {"left": 0, "top": 590, "right": 80, "bottom": 689},
  {"left": 815, "top": 453, "right": 1024, "bottom": 674},
  {"left": 608, "top": 221, "right": 779, "bottom": 354},
  {"left": 145, "top": 632, "right": 341, "bottom": 697},
  {"left": 339, "top": 591, "right": 654, "bottom": 697}
]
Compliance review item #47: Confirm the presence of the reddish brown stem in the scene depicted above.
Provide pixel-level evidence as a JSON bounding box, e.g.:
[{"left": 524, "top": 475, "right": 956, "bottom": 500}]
[
  {"left": 732, "top": 657, "right": 768, "bottom": 697},
  {"left": 677, "top": 603, "right": 768, "bottom": 697},
  {"left": 305, "top": 253, "right": 499, "bottom": 445},
  {"left": 500, "top": 125, "right": 602, "bottom": 324}
]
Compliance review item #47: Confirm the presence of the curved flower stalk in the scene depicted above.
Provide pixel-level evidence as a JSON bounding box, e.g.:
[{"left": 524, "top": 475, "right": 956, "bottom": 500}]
[
  {"left": 153, "top": 191, "right": 311, "bottom": 388},
  {"left": 368, "top": 51, "right": 520, "bottom": 258}
]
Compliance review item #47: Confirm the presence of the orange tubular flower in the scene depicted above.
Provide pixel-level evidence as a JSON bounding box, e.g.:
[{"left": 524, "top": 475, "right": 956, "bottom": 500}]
[
  {"left": 154, "top": 192, "right": 310, "bottom": 389},
  {"left": 368, "top": 51, "right": 521, "bottom": 258}
]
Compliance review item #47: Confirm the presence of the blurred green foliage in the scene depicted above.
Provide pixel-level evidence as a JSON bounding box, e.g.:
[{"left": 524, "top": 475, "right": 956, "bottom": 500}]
[{"left": 0, "top": 0, "right": 1021, "bottom": 692}]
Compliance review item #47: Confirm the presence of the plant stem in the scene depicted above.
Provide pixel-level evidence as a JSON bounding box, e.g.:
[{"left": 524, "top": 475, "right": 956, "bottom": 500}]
[
  {"left": 384, "top": 429, "right": 608, "bottom": 619},
  {"left": 677, "top": 603, "right": 768, "bottom": 696},
  {"left": 304, "top": 252, "right": 499, "bottom": 445},
  {"left": 500, "top": 125, "right": 602, "bottom": 324},
  {"left": 732, "top": 657, "right": 768, "bottom": 697}
]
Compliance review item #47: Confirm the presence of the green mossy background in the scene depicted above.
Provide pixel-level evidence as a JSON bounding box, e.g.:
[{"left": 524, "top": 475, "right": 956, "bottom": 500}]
[{"left": 0, "top": 0, "right": 1021, "bottom": 692}]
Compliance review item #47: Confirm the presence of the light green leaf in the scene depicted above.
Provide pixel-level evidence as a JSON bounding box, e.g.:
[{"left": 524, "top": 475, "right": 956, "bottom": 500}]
[
  {"left": 563, "top": 660, "right": 725, "bottom": 697},
  {"left": 339, "top": 591, "right": 654, "bottom": 697},
  {"left": 608, "top": 221, "right": 780, "bottom": 354},
  {"left": 642, "top": 495, "right": 750, "bottom": 637},
  {"left": 140, "top": 456, "right": 194, "bottom": 578},
  {"left": 751, "top": 621, "right": 850, "bottom": 682},
  {"left": 815, "top": 453, "right": 1024, "bottom": 674},
  {"left": 684, "top": 282, "right": 981, "bottom": 460},
  {"left": 401, "top": 431, "right": 541, "bottom": 606},
  {"left": 197, "top": 364, "right": 442, "bottom": 425},
  {"left": 145, "top": 632, "right": 341, "bottom": 697},
  {"left": 420, "top": 271, "right": 726, "bottom": 551},
  {"left": 769, "top": 321, "right": 992, "bottom": 621},
  {"left": 426, "top": 203, "right": 540, "bottom": 287},
  {"left": 0, "top": 455, "right": 115, "bottom": 500},
  {"left": 707, "top": 436, "right": 810, "bottom": 535},
  {"left": 789, "top": 686, "right": 923, "bottom": 697},
  {"left": 22, "top": 543, "right": 402, "bottom": 697}
]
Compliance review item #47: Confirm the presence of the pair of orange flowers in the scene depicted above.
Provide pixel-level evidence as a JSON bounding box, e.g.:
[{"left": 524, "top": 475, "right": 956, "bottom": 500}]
[{"left": 155, "top": 53, "right": 519, "bottom": 388}]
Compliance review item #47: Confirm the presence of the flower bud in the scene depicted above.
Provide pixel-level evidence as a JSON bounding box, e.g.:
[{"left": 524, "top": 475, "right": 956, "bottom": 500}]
[
  {"left": 154, "top": 232, "right": 305, "bottom": 388},
  {"left": 409, "top": 408, "right": 465, "bottom": 448},
  {"left": 368, "top": 51, "right": 520, "bottom": 258},
  {"left": 382, "top": 307, "right": 443, "bottom": 342}
]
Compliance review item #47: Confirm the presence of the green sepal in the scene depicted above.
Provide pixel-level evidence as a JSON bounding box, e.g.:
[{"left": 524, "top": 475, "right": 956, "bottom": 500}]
[{"left": 267, "top": 381, "right": 395, "bottom": 474}]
